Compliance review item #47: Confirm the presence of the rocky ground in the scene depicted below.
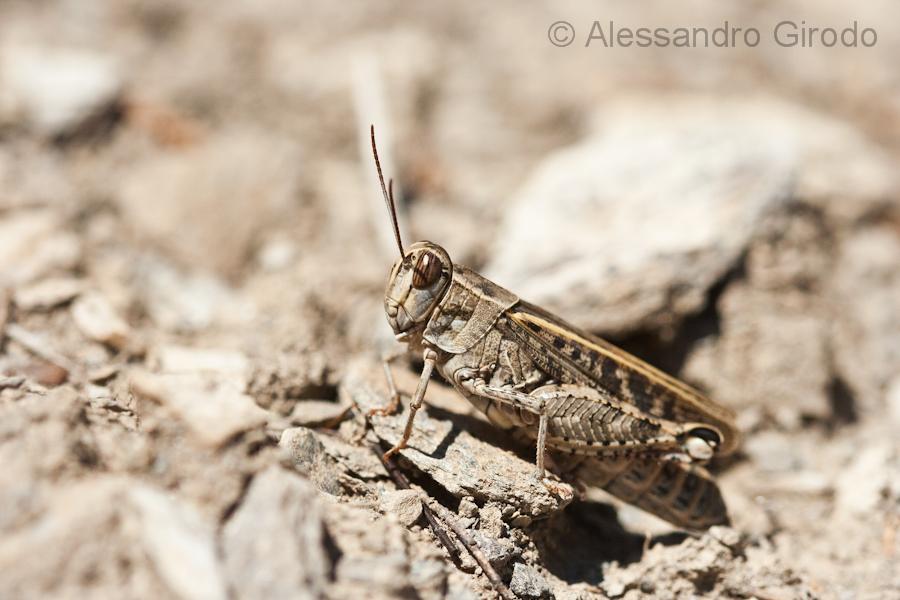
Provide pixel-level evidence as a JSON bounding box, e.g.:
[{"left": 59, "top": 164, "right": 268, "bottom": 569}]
[{"left": 1, "top": 1, "right": 899, "bottom": 599}]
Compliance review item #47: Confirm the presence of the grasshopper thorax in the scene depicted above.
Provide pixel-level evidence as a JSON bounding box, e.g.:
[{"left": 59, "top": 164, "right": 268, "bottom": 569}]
[{"left": 384, "top": 241, "right": 453, "bottom": 337}]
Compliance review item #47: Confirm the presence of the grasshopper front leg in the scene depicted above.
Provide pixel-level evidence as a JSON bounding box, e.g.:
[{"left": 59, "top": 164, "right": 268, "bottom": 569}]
[{"left": 382, "top": 348, "right": 438, "bottom": 461}]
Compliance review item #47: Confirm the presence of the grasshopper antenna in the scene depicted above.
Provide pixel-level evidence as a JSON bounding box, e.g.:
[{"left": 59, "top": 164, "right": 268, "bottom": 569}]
[{"left": 370, "top": 125, "right": 404, "bottom": 257}]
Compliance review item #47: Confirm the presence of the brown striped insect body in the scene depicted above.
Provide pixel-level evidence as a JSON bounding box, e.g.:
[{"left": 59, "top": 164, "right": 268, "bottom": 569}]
[{"left": 370, "top": 127, "right": 739, "bottom": 529}]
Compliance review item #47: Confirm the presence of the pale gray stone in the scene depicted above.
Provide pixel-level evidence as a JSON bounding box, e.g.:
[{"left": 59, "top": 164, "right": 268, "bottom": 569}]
[
  {"left": 288, "top": 399, "right": 351, "bottom": 428},
  {"left": 344, "top": 360, "right": 573, "bottom": 519},
  {"left": 130, "top": 370, "right": 268, "bottom": 447},
  {"left": 13, "top": 277, "right": 84, "bottom": 311},
  {"left": 485, "top": 99, "right": 897, "bottom": 337},
  {"left": 470, "top": 528, "right": 520, "bottom": 571},
  {"left": 0, "top": 210, "right": 81, "bottom": 287},
  {"left": 509, "top": 563, "right": 553, "bottom": 599},
  {"left": 72, "top": 292, "right": 131, "bottom": 350},
  {"left": 0, "top": 45, "right": 121, "bottom": 135},
  {"left": 128, "top": 485, "right": 228, "bottom": 600},
  {"left": 0, "top": 477, "right": 227, "bottom": 600},
  {"left": 279, "top": 426, "right": 352, "bottom": 496},
  {"left": 149, "top": 344, "right": 250, "bottom": 389},
  {"left": 485, "top": 100, "right": 796, "bottom": 335},
  {"left": 222, "top": 466, "right": 331, "bottom": 600},
  {"left": 380, "top": 489, "right": 423, "bottom": 527},
  {"left": 834, "top": 442, "right": 895, "bottom": 517}
]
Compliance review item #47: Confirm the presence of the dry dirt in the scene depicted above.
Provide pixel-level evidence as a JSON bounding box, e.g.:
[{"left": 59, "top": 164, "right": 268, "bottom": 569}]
[{"left": 1, "top": 2, "right": 899, "bottom": 599}]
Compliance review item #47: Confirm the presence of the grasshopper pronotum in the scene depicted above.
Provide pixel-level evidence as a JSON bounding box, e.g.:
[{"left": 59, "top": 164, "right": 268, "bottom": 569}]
[{"left": 369, "top": 126, "right": 739, "bottom": 529}]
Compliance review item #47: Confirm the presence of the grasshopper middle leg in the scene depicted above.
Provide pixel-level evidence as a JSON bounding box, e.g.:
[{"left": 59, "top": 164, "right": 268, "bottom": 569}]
[{"left": 464, "top": 379, "right": 551, "bottom": 480}]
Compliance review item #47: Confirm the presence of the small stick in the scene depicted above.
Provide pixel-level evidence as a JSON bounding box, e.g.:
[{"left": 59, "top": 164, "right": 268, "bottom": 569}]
[
  {"left": 427, "top": 500, "right": 517, "bottom": 600},
  {"left": 371, "top": 443, "right": 463, "bottom": 569},
  {"left": 366, "top": 388, "right": 514, "bottom": 598}
]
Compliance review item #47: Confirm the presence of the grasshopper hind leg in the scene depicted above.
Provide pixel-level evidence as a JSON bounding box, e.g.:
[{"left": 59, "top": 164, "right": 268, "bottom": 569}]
[
  {"left": 536, "top": 412, "right": 548, "bottom": 478},
  {"left": 464, "top": 378, "right": 567, "bottom": 492},
  {"left": 534, "top": 412, "right": 572, "bottom": 496}
]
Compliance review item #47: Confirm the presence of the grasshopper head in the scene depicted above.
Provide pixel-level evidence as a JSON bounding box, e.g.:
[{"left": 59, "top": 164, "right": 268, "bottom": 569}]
[{"left": 384, "top": 241, "right": 453, "bottom": 336}]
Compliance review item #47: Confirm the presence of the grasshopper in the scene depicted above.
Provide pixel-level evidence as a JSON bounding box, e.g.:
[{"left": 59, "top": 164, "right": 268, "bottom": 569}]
[{"left": 368, "top": 126, "right": 739, "bottom": 529}]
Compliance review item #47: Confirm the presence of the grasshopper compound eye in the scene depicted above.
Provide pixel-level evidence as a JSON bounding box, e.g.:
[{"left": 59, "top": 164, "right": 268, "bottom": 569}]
[{"left": 412, "top": 251, "right": 443, "bottom": 289}]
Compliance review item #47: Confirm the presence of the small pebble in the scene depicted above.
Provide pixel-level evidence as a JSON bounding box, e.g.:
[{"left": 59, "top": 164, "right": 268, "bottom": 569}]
[
  {"left": 0, "top": 375, "right": 26, "bottom": 389},
  {"left": 257, "top": 238, "right": 296, "bottom": 271},
  {"left": 509, "top": 563, "right": 552, "bottom": 599},
  {"left": 380, "top": 490, "right": 423, "bottom": 527},
  {"left": 835, "top": 442, "right": 892, "bottom": 517},
  {"left": 13, "top": 277, "right": 83, "bottom": 311},
  {"left": 1, "top": 45, "right": 121, "bottom": 135},
  {"left": 87, "top": 364, "right": 119, "bottom": 383},
  {"left": 470, "top": 529, "right": 520, "bottom": 570},
  {"left": 21, "top": 360, "right": 69, "bottom": 387},
  {"left": 458, "top": 496, "right": 479, "bottom": 518},
  {"left": 72, "top": 292, "right": 130, "bottom": 349},
  {"left": 289, "top": 400, "right": 350, "bottom": 428},
  {"left": 510, "top": 514, "right": 532, "bottom": 528},
  {"left": 708, "top": 525, "right": 743, "bottom": 550}
]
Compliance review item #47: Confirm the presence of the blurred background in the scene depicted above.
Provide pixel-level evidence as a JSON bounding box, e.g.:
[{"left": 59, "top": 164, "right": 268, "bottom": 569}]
[{"left": 0, "top": 1, "right": 898, "bottom": 599}]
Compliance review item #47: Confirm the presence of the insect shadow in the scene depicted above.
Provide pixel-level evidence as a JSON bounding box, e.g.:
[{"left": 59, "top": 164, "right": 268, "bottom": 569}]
[
  {"left": 424, "top": 403, "right": 512, "bottom": 458},
  {"left": 532, "top": 501, "right": 690, "bottom": 585}
]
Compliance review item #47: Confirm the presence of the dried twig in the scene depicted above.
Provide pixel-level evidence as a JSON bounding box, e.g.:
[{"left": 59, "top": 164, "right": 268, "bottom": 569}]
[
  {"left": 427, "top": 499, "right": 517, "bottom": 600},
  {"left": 370, "top": 444, "right": 516, "bottom": 600},
  {"left": 371, "top": 444, "right": 463, "bottom": 568}
]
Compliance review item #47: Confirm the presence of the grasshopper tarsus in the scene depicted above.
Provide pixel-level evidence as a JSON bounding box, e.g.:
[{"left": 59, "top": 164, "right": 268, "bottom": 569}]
[
  {"left": 367, "top": 397, "right": 402, "bottom": 418},
  {"left": 382, "top": 446, "right": 402, "bottom": 463}
]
